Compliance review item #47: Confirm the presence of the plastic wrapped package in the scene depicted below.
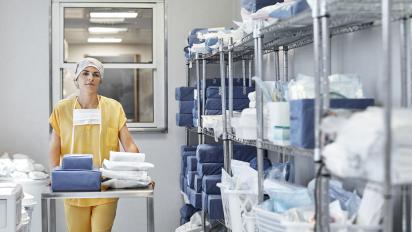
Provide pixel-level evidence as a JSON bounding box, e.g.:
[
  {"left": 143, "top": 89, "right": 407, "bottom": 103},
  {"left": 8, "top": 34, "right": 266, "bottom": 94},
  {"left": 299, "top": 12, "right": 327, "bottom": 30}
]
[
  {"left": 264, "top": 161, "right": 291, "bottom": 182},
  {"left": 268, "top": 0, "right": 310, "bottom": 19},
  {"left": 196, "top": 144, "right": 256, "bottom": 163},
  {"left": 290, "top": 98, "right": 374, "bottom": 149},
  {"left": 241, "top": 0, "right": 284, "bottom": 13}
]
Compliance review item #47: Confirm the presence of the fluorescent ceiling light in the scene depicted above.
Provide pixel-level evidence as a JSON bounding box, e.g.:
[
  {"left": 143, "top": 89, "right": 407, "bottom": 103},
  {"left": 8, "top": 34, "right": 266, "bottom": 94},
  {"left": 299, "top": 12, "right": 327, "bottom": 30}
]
[
  {"left": 90, "top": 18, "right": 125, "bottom": 24},
  {"left": 87, "top": 37, "right": 122, "bottom": 43},
  {"left": 90, "top": 12, "right": 138, "bottom": 18},
  {"left": 88, "top": 27, "right": 128, "bottom": 34}
]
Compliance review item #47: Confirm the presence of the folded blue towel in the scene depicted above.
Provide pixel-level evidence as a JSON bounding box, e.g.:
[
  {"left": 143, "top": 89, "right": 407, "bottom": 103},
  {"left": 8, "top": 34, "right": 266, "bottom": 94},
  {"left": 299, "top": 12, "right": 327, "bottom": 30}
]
[
  {"left": 187, "top": 156, "right": 198, "bottom": 172},
  {"left": 180, "top": 204, "right": 200, "bottom": 221},
  {"left": 197, "top": 163, "right": 223, "bottom": 177},
  {"left": 176, "top": 113, "right": 193, "bottom": 127},
  {"left": 178, "top": 101, "right": 195, "bottom": 114},
  {"left": 196, "top": 144, "right": 257, "bottom": 163},
  {"left": 192, "top": 108, "right": 223, "bottom": 117},
  {"left": 206, "top": 86, "right": 255, "bottom": 99},
  {"left": 187, "top": 187, "right": 202, "bottom": 209},
  {"left": 207, "top": 195, "right": 224, "bottom": 220},
  {"left": 181, "top": 151, "right": 196, "bottom": 175},
  {"left": 62, "top": 155, "right": 93, "bottom": 170},
  {"left": 194, "top": 174, "right": 202, "bottom": 193},
  {"left": 175, "top": 87, "right": 195, "bottom": 101},
  {"left": 202, "top": 175, "right": 221, "bottom": 195},
  {"left": 180, "top": 174, "right": 185, "bottom": 192},
  {"left": 269, "top": 0, "right": 309, "bottom": 20},
  {"left": 51, "top": 168, "right": 101, "bottom": 192},
  {"left": 187, "top": 171, "right": 197, "bottom": 189},
  {"left": 180, "top": 145, "right": 197, "bottom": 153},
  {"left": 201, "top": 78, "right": 255, "bottom": 88},
  {"left": 183, "top": 177, "right": 188, "bottom": 194},
  {"left": 290, "top": 98, "right": 374, "bottom": 149},
  {"left": 202, "top": 191, "right": 208, "bottom": 210},
  {"left": 205, "top": 98, "right": 249, "bottom": 110}
]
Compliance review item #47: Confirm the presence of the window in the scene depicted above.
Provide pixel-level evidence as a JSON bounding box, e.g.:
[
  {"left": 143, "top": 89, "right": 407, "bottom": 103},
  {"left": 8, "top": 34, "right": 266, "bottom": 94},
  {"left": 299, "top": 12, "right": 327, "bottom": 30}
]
[{"left": 52, "top": 1, "right": 166, "bottom": 131}]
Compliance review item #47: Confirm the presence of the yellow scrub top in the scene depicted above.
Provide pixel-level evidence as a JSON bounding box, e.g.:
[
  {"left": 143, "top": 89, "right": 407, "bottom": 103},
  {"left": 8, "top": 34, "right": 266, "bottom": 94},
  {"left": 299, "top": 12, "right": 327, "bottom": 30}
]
[{"left": 49, "top": 96, "right": 127, "bottom": 207}]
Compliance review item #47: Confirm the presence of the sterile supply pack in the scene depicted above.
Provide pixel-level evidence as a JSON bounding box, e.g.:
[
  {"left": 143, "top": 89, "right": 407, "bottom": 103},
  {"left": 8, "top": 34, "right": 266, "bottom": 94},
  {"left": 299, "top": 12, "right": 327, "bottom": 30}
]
[
  {"left": 61, "top": 154, "right": 93, "bottom": 170},
  {"left": 109, "top": 151, "right": 145, "bottom": 163},
  {"left": 51, "top": 169, "right": 101, "bottom": 192},
  {"left": 102, "top": 159, "right": 154, "bottom": 171}
]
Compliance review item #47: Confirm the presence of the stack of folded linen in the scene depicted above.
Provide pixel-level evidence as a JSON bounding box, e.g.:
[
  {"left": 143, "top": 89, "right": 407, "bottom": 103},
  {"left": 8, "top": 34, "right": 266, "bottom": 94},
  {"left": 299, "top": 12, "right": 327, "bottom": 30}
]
[
  {"left": 175, "top": 87, "right": 195, "bottom": 127},
  {"left": 51, "top": 154, "right": 101, "bottom": 192},
  {"left": 101, "top": 151, "right": 154, "bottom": 189}
]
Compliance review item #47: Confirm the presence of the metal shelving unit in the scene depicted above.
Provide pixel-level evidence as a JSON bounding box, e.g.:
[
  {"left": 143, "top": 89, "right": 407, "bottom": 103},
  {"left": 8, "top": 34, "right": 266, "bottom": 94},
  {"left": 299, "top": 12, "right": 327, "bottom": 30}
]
[{"left": 183, "top": 0, "right": 412, "bottom": 231}]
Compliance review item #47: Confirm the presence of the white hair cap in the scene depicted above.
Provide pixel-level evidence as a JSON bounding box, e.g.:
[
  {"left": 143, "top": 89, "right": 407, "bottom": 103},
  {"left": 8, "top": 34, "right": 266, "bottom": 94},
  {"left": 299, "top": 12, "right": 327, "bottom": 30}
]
[{"left": 74, "top": 57, "right": 104, "bottom": 81}]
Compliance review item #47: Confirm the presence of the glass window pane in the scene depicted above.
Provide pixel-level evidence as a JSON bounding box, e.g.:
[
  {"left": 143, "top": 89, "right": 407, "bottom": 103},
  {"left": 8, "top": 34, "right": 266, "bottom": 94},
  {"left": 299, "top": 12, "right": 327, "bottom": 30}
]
[
  {"left": 64, "top": 7, "right": 153, "bottom": 63},
  {"left": 63, "top": 68, "right": 154, "bottom": 123}
]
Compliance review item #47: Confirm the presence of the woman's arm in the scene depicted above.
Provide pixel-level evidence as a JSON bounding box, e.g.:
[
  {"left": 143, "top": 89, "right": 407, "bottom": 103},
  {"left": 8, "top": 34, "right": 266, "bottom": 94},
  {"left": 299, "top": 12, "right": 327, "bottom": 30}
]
[
  {"left": 49, "top": 130, "right": 61, "bottom": 169},
  {"left": 119, "top": 125, "right": 140, "bottom": 153}
]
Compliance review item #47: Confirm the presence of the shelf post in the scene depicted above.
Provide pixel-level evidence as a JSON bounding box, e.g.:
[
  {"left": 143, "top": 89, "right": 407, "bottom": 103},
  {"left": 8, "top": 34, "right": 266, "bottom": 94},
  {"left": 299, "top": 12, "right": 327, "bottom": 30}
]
[
  {"left": 195, "top": 53, "right": 203, "bottom": 144},
  {"left": 219, "top": 39, "right": 230, "bottom": 174}
]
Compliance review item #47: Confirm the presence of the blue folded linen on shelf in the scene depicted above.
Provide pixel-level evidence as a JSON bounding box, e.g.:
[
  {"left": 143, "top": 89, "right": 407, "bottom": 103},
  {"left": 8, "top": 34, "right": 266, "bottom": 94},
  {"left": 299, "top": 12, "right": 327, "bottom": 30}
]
[
  {"left": 196, "top": 144, "right": 257, "bottom": 163},
  {"left": 192, "top": 109, "right": 224, "bottom": 119},
  {"left": 61, "top": 154, "right": 93, "bottom": 170},
  {"left": 183, "top": 177, "right": 188, "bottom": 194},
  {"left": 249, "top": 157, "right": 272, "bottom": 171},
  {"left": 206, "top": 86, "right": 255, "bottom": 99},
  {"left": 202, "top": 191, "right": 208, "bottom": 210},
  {"left": 181, "top": 145, "right": 197, "bottom": 153},
  {"left": 181, "top": 151, "right": 196, "bottom": 175},
  {"left": 207, "top": 195, "right": 224, "bottom": 220},
  {"left": 187, "top": 187, "right": 202, "bottom": 209},
  {"left": 179, "top": 101, "right": 195, "bottom": 114},
  {"left": 187, "top": 171, "right": 197, "bottom": 189},
  {"left": 194, "top": 174, "right": 202, "bottom": 193},
  {"left": 201, "top": 78, "right": 255, "bottom": 88},
  {"left": 269, "top": 0, "right": 309, "bottom": 20},
  {"left": 197, "top": 163, "right": 224, "bottom": 177},
  {"left": 176, "top": 113, "right": 194, "bottom": 127},
  {"left": 175, "top": 87, "right": 195, "bottom": 101},
  {"left": 202, "top": 175, "right": 221, "bottom": 195},
  {"left": 180, "top": 204, "right": 200, "bottom": 222},
  {"left": 51, "top": 168, "right": 101, "bottom": 192},
  {"left": 180, "top": 174, "right": 185, "bottom": 192},
  {"left": 290, "top": 98, "right": 374, "bottom": 149},
  {"left": 205, "top": 98, "right": 250, "bottom": 110},
  {"left": 187, "top": 156, "right": 198, "bottom": 172}
]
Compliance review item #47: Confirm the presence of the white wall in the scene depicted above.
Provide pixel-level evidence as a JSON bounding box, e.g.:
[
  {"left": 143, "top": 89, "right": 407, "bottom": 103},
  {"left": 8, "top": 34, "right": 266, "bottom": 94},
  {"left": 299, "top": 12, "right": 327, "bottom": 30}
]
[{"left": 0, "top": 0, "right": 239, "bottom": 232}]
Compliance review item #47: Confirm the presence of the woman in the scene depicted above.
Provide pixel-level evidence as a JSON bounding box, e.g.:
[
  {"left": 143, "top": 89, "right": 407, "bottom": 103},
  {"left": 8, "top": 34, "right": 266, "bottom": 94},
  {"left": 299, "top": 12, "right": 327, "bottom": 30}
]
[{"left": 49, "top": 57, "right": 139, "bottom": 232}]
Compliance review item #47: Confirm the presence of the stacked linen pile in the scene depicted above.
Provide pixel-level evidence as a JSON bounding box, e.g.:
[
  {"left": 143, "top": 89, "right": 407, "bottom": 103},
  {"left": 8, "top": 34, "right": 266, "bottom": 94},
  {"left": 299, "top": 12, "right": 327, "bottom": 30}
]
[
  {"left": 195, "top": 144, "right": 257, "bottom": 220},
  {"left": 101, "top": 151, "right": 153, "bottom": 189},
  {"left": 175, "top": 87, "right": 195, "bottom": 127},
  {"left": 51, "top": 154, "right": 101, "bottom": 192},
  {"left": 0, "top": 153, "right": 49, "bottom": 180}
]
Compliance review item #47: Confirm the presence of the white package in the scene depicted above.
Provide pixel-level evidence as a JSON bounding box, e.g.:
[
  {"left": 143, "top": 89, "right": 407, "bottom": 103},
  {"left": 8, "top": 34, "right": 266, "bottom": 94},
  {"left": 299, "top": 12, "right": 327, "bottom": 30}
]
[
  {"left": 356, "top": 184, "right": 384, "bottom": 226},
  {"left": 109, "top": 151, "right": 145, "bottom": 162},
  {"left": 28, "top": 171, "right": 48, "bottom": 180},
  {"left": 100, "top": 168, "right": 148, "bottom": 181},
  {"left": 102, "top": 159, "right": 154, "bottom": 171},
  {"left": 102, "top": 178, "right": 151, "bottom": 189}
]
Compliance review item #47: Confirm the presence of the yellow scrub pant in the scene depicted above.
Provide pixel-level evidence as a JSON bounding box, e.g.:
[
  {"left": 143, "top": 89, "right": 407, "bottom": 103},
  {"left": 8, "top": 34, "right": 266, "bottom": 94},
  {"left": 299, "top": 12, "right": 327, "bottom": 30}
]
[{"left": 64, "top": 201, "right": 118, "bottom": 232}]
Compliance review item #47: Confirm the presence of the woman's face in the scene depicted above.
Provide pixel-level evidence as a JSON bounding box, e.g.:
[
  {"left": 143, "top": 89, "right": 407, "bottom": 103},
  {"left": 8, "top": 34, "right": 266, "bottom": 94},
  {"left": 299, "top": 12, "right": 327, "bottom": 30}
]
[{"left": 77, "top": 66, "right": 101, "bottom": 94}]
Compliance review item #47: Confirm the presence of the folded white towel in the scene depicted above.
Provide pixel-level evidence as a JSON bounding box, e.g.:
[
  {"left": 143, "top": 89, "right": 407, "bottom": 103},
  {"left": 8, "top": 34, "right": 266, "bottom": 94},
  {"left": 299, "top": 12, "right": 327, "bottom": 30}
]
[
  {"left": 102, "top": 178, "right": 151, "bottom": 189},
  {"left": 102, "top": 159, "right": 154, "bottom": 171},
  {"left": 100, "top": 168, "right": 148, "bottom": 180},
  {"left": 109, "top": 151, "right": 145, "bottom": 162}
]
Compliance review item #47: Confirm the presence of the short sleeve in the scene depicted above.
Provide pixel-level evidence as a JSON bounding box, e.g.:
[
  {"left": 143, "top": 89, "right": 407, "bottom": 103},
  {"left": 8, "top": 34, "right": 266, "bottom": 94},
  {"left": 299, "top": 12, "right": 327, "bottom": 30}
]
[
  {"left": 49, "top": 107, "right": 61, "bottom": 136},
  {"left": 118, "top": 104, "right": 127, "bottom": 130}
]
